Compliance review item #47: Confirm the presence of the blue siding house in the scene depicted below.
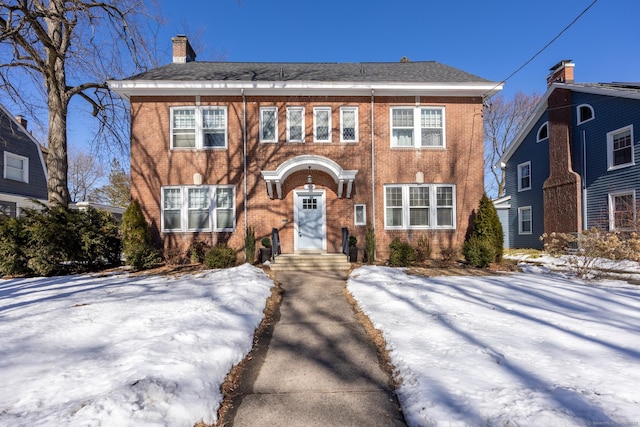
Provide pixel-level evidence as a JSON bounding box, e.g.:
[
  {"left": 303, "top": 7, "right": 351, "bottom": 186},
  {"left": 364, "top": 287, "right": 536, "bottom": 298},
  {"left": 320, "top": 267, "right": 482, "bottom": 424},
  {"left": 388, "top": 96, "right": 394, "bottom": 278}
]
[
  {"left": 500, "top": 60, "right": 640, "bottom": 248},
  {"left": 0, "top": 104, "right": 48, "bottom": 216}
]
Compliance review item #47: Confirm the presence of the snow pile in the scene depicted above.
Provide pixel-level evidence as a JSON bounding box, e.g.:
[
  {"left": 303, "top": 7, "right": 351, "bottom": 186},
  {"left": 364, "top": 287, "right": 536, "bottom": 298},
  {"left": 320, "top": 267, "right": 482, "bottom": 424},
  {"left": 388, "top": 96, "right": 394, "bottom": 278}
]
[
  {"left": 0, "top": 264, "right": 273, "bottom": 427},
  {"left": 347, "top": 266, "right": 640, "bottom": 426}
]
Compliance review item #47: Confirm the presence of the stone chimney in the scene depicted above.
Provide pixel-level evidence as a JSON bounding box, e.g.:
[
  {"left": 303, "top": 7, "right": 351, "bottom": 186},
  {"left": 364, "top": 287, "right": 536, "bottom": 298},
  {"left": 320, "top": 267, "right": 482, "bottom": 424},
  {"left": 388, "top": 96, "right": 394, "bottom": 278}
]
[
  {"left": 546, "top": 60, "right": 575, "bottom": 87},
  {"left": 14, "top": 115, "right": 27, "bottom": 129},
  {"left": 172, "top": 35, "right": 196, "bottom": 63},
  {"left": 543, "top": 60, "right": 582, "bottom": 235}
]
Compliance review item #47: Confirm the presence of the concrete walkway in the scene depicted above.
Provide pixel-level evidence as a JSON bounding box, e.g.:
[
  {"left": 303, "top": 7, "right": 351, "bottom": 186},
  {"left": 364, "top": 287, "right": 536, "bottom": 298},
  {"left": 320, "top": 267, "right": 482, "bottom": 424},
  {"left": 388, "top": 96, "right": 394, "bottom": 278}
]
[{"left": 228, "top": 270, "right": 406, "bottom": 426}]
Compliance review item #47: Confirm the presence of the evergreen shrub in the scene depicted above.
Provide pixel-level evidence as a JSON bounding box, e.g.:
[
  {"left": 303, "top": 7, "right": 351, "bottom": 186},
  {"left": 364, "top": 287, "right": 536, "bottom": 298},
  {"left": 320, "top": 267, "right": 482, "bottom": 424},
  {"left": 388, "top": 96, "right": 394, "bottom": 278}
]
[
  {"left": 121, "top": 200, "right": 158, "bottom": 271},
  {"left": 462, "top": 236, "right": 496, "bottom": 268},
  {"left": 204, "top": 244, "right": 237, "bottom": 269},
  {"left": 388, "top": 237, "right": 417, "bottom": 267}
]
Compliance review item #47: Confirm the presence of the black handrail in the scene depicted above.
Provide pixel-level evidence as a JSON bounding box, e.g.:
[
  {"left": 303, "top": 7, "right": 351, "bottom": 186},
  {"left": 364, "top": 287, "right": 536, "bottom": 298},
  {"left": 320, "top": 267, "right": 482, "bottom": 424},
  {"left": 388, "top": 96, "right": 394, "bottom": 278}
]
[
  {"left": 341, "top": 227, "right": 349, "bottom": 256},
  {"left": 271, "top": 228, "right": 281, "bottom": 260}
]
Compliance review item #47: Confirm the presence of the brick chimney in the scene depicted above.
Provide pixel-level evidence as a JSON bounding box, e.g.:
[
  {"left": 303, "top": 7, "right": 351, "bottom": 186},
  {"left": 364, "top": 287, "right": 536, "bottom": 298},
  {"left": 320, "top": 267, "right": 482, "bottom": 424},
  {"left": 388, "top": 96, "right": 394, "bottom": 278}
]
[
  {"left": 546, "top": 60, "right": 575, "bottom": 87},
  {"left": 543, "top": 60, "right": 582, "bottom": 235},
  {"left": 172, "top": 35, "right": 196, "bottom": 63},
  {"left": 14, "top": 115, "right": 27, "bottom": 129}
]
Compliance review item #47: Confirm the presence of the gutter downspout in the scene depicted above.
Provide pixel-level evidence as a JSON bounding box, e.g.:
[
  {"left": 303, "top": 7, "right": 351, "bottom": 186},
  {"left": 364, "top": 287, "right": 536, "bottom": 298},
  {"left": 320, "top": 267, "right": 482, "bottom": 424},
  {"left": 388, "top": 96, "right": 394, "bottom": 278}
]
[
  {"left": 242, "top": 89, "right": 248, "bottom": 260},
  {"left": 371, "top": 89, "right": 376, "bottom": 260},
  {"left": 582, "top": 130, "right": 587, "bottom": 230}
]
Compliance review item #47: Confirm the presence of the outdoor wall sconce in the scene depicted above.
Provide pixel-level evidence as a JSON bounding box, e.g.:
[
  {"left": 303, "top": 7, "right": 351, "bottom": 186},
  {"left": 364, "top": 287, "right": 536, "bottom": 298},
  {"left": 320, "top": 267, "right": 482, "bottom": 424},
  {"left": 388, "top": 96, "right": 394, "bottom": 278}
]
[
  {"left": 416, "top": 171, "right": 424, "bottom": 184},
  {"left": 307, "top": 166, "right": 314, "bottom": 191},
  {"left": 193, "top": 173, "right": 203, "bottom": 185}
]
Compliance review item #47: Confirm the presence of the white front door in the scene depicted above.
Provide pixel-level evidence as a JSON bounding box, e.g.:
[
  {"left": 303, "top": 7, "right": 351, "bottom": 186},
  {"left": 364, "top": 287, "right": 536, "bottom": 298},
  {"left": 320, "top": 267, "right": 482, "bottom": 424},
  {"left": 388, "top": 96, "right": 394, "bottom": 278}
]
[{"left": 294, "top": 189, "right": 326, "bottom": 251}]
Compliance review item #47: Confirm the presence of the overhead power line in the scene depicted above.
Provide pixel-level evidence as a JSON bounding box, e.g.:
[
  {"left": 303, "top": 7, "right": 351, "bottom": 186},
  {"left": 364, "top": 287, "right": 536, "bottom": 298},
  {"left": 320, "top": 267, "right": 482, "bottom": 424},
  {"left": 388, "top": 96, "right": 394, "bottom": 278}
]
[{"left": 484, "top": 0, "right": 600, "bottom": 98}]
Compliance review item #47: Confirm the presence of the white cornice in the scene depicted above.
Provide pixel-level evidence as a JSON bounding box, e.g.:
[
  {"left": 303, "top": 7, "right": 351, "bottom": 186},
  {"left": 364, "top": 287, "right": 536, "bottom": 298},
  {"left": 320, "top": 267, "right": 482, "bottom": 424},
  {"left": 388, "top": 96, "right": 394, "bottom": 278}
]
[{"left": 107, "top": 79, "right": 502, "bottom": 99}]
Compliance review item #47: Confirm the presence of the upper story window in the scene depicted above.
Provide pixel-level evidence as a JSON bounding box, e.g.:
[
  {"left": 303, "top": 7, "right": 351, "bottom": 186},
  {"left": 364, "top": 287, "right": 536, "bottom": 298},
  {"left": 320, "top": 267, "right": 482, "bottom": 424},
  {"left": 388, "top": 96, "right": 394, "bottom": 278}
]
[
  {"left": 609, "top": 191, "right": 636, "bottom": 231},
  {"left": 171, "top": 107, "right": 227, "bottom": 149},
  {"left": 517, "top": 161, "right": 531, "bottom": 191},
  {"left": 391, "top": 107, "right": 445, "bottom": 148},
  {"left": 162, "top": 185, "right": 235, "bottom": 232},
  {"left": 260, "top": 107, "right": 278, "bottom": 143},
  {"left": 537, "top": 122, "right": 548, "bottom": 142},
  {"left": 607, "top": 125, "right": 634, "bottom": 170},
  {"left": 384, "top": 184, "right": 455, "bottom": 229},
  {"left": 3, "top": 151, "right": 29, "bottom": 183},
  {"left": 577, "top": 104, "right": 594, "bottom": 124},
  {"left": 314, "top": 107, "right": 332, "bottom": 142},
  {"left": 286, "top": 107, "right": 305, "bottom": 142},
  {"left": 340, "top": 107, "right": 358, "bottom": 142}
]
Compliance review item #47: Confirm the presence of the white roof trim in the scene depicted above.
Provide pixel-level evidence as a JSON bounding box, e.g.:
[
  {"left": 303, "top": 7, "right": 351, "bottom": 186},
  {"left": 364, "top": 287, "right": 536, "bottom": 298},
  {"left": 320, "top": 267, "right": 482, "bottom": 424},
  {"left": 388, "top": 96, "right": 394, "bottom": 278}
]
[{"left": 108, "top": 79, "right": 502, "bottom": 99}]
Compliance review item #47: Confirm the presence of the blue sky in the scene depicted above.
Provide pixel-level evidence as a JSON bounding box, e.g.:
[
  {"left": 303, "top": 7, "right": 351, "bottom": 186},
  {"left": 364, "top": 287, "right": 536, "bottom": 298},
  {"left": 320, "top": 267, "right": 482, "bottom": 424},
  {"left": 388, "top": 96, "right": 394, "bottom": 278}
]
[
  {"left": 6, "top": 0, "right": 639, "bottom": 159},
  {"left": 154, "top": 0, "right": 639, "bottom": 100}
]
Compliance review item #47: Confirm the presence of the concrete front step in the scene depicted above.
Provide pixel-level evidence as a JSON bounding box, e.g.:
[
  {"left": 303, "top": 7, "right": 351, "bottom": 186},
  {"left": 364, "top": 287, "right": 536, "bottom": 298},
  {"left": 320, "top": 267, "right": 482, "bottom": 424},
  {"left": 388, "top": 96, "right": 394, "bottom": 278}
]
[{"left": 270, "top": 253, "right": 351, "bottom": 271}]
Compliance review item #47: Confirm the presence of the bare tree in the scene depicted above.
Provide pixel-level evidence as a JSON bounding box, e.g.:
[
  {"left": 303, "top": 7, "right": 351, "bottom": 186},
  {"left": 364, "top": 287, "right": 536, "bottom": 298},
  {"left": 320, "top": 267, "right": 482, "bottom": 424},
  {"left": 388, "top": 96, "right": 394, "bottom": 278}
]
[
  {"left": 68, "top": 149, "right": 104, "bottom": 202},
  {"left": 484, "top": 91, "right": 541, "bottom": 197},
  {"left": 0, "top": 0, "right": 159, "bottom": 205}
]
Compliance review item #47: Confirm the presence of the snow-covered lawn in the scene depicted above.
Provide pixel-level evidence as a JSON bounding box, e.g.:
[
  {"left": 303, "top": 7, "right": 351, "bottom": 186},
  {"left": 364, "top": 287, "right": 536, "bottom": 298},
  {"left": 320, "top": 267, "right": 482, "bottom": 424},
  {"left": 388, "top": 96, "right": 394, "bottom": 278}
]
[
  {"left": 2, "top": 257, "right": 639, "bottom": 426},
  {"left": 0, "top": 264, "right": 273, "bottom": 427},
  {"left": 347, "top": 262, "right": 640, "bottom": 427}
]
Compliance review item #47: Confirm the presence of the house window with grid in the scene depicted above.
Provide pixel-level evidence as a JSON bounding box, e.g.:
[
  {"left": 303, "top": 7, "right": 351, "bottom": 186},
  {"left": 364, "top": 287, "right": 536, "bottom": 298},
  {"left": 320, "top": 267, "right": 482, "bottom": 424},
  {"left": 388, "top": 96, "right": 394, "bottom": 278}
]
[
  {"left": 354, "top": 204, "right": 366, "bottom": 226},
  {"left": 517, "top": 161, "right": 531, "bottom": 191},
  {"left": 162, "top": 185, "right": 235, "bottom": 232},
  {"left": 314, "top": 107, "right": 332, "bottom": 142},
  {"left": 384, "top": 184, "right": 455, "bottom": 229},
  {"left": 340, "top": 107, "right": 358, "bottom": 142},
  {"left": 260, "top": 107, "right": 278, "bottom": 142},
  {"left": 286, "top": 107, "right": 305, "bottom": 142},
  {"left": 609, "top": 191, "right": 636, "bottom": 230},
  {"left": 608, "top": 125, "right": 634, "bottom": 169},
  {"left": 170, "top": 107, "right": 227, "bottom": 149},
  {"left": 4, "top": 151, "right": 29, "bottom": 183},
  {"left": 391, "top": 107, "right": 444, "bottom": 148},
  {"left": 518, "top": 206, "right": 532, "bottom": 235}
]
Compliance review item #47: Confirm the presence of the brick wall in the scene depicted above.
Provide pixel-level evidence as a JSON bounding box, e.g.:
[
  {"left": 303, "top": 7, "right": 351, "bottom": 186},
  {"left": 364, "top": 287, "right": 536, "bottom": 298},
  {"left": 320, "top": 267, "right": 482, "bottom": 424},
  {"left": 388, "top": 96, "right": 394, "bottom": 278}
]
[{"left": 129, "top": 94, "right": 485, "bottom": 261}]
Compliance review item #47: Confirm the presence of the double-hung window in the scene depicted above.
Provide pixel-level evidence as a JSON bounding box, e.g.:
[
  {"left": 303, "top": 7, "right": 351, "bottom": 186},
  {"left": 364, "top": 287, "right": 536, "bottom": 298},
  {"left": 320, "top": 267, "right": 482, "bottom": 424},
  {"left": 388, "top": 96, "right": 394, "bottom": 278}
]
[
  {"left": 609, "top": 191, "right": 635, "bottom": 230},
  {"left": 171, "top": 107, "right": 227, "bottom": 149},
  {"left": 260, "top": 107, "right": 278, "bottom": 142},
  {"left": 162, "top": 185, "right": 235, "bottom": 232},
  {"left": 286, "top": 107, "right": 305, "bottom": 142},
  {"left": 314, "top": 107, "right": 332, "bottom": 142},
  {"left": 518, "top": 206, "right": 532, "bottom": 234},
  {"left": 3, "top": 151, "right": 29, "bottom": 183},
  {"left": 517, "top": 161, "right": 531, "bottom": 191},
  {"left": 384, "top": 184, "right": 455, "bottom": 229},
  {"left": 340, "top": 107, "right": 358, "bottom": 142},
  {"left": 391, "top": 107, "right": 445, "bottom": 148},
  {"left": 608, "top": 125, "right": 634, "bottom": 169}
]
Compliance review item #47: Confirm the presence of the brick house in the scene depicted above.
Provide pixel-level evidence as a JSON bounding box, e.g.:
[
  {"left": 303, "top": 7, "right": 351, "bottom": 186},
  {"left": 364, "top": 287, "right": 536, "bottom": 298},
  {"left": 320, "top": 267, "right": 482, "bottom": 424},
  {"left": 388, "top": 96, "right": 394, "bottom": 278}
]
[
  {"left": 498, "top": 60, "right": 640, "bottom": 248},
  {"left": 108, "top": 36, "right": 501, "bottom": 261}
]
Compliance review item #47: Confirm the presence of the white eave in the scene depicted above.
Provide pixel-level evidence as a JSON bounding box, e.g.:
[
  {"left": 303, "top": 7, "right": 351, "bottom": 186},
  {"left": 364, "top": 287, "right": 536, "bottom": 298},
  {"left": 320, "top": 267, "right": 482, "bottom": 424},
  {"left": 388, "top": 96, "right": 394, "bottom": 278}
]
[{"left": 107, "top": 79, "right": 502, "bottom": 99}]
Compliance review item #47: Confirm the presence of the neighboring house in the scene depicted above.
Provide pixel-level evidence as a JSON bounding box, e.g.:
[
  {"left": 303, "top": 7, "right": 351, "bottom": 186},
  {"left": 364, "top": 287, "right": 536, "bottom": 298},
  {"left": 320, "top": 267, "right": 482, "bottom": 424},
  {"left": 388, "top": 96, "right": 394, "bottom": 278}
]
[
  {"left": 499, "top": 60, "right": 640, "bottom": 249},
  {"left": 108, "top": 35, "right": 501, "bottom": 260},
  {"left": 0, "top": 104, "right": 48, "bottom": 217}
]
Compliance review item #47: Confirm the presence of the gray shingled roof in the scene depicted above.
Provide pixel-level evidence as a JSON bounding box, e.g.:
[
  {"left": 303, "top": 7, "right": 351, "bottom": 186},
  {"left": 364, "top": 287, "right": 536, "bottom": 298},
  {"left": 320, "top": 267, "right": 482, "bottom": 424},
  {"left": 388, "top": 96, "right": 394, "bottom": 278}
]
[{"left": 126, "top": 61, "right": 492, "bottom": 84}]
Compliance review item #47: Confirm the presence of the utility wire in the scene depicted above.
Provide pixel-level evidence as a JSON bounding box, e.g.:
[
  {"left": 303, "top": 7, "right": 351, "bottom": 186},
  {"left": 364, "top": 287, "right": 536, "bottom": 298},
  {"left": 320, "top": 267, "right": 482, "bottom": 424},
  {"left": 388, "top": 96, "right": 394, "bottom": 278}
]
[{"left": 484, "top": 0, "right": 600, "bottom": 98}]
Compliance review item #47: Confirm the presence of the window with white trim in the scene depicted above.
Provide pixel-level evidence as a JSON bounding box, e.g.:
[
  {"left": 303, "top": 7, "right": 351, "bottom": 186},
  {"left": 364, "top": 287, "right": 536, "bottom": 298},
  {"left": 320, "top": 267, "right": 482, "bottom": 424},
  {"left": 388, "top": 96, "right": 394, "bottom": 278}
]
[
  {"left": 518, "top": 206, "right": 532, "bottom": 235},
  {"left": 170, "top": 107, "right": 227, "bottom": 149},
  {"left": 354, "top": 204, "right": 366, "bottom": 226},
  {"left": 391, "top": 106, "right": 445, "bottom": 148},
  {"left": 537, "top": 122, "right": 548, "bottom": 142},
  {"left": 609, "top": 191, "right": 636, "bottom": 230},
  {"left": 340, "top": 107, "right": 358, "bottom": 142},
  {"left": 286, "top": 107, "right": 304, "bottom": 142},
  {"left": 384, "top": 184, "right": 455, "bottom": 229},
  {"left": 260, "top": 107, "right": 278, "bottom": 142},
  {"left": 162, "top": 185, "right": 235, "bottom": 232},
  {"left": 314, "top": 107, "right": 332, "bottom": 142},
  {"left": 517, "top": 161, "right": 531, "bottom": 191},
  {"left": 3, "top": 151, "right": 29, "bottom": 183},
  {"left": 607, "top": 125, "right": 634, "bottom": 169},
  {"left": 577, "top": 104, "right": 594, "bottom": 124}
]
